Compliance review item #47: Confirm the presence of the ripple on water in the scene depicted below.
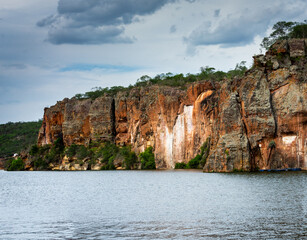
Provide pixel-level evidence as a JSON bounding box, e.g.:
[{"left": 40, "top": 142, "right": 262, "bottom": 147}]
[{"left": 0, "top": 170, "right": 306, "bottom": 239}]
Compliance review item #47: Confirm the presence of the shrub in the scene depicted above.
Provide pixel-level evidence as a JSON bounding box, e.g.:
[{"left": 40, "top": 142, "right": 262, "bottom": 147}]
[
  {"left": 187, "top": 154, "right": 201, "bottom": 169},
  {"left": 53, "top": 136, "right": 65, "bottom": 153},
  {"left": 175, "top": 162, "right": 187, "bottom": 169},
  {"left": 65, "top": 144, "right": 89, "bottom": 160},
  {"left": 38, "top": 144, "right": 51, "bottom": 155},
  {"left": 140, "top": 146, "right": 156, "bottom": 170},
  {"left": 120, "top": 146, "right": 137, "bottom": 170},
  {"left": 7, "top": 157, "right": 24, "bottom": 171},
  {"left": 29, "top": 145, "right": 39, "bottom": 156},
  {"left": 34, "top": 157, "right": 48, "bottom": 170},
  {"left": 100, "top": 157, "right": 116, "bottom": 170},
  {"left": 65, "top": 144, "right": 78, "bottom": 158},
  {"left": 187, "top": 137, "right": 211, "bottom": 169},
  {"left": 98, "top": 142, "right": 119, "bottom": 163},
  {"left": 76, "top": 145, "right": 88, "bottom": 160},
  {"left": 199, "top": 137, "right": 210, "bottom": 167},
  {"left": 44, "top": 148, "right": 58, "bottom": 163}
]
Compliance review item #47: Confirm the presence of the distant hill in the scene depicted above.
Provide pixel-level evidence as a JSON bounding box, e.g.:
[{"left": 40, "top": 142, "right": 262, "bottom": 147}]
[{"left": 0, "top": 120, "right": 42, "bottom": 158}]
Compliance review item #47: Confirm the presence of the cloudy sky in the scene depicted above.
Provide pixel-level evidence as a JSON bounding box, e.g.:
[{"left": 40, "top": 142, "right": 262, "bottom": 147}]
[{"left": 1, "top": 0, "right": 306, "bottom": 123}]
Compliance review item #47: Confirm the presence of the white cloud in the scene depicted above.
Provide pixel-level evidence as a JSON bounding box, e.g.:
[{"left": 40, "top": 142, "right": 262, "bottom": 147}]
[
  {"left": 184, "top": 0, "right": 307, "bottom": 48},
  {"left": 1, "top": 0, "right": 307, "bottom": 123}
]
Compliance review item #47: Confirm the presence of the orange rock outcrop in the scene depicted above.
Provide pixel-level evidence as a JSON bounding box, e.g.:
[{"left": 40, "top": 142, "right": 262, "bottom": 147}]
[{"left": 38, "top": 39, "right": 307, "bottom": 171}]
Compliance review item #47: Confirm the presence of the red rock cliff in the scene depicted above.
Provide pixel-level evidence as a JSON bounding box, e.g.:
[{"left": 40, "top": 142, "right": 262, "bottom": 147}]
[{"left": 38, "top": 39, "right": 307, "bottom": 171}]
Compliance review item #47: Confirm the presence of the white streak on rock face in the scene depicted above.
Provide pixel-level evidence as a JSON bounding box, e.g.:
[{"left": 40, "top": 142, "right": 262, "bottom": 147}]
[
  {"left": 184, "top": 105, "right": 194, "bottom": 134},
  {"left": 173, "top": 113, "right": 185, "bottom": 164},
  {"left": 157, "top": 118, "right": 174, "bottom": 168},
  {"left": 165, "top": 126, "right": 173, "bottom": 166},
  {"left": 156, "top": 105, "right": 194, "bottom": 168},
  {"left": 282, "top": 136, "right": 296, "bottom": 145},
  {"left": 172, "top": 105, "right": 194, "bottom": 165}
]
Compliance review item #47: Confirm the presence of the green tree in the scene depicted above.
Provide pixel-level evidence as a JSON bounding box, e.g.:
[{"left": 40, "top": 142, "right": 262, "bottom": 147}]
[
  {"left": 140, "top": 146, "right": 156, "bottom": 170},
  {"left": 120, "top": 146, "right": 137, "bottom": 170},
  {"left": 0, "top": 120, "right": 42, "bottom": 158},
  {"left": 289, "top": 21, "right": 307, "bottom": 38},
  {"left": 261, "top": 20, "right": 307, "bottom": 50},
  {"left": 7, "top": 157, "right": 24, "bottom": 171}
]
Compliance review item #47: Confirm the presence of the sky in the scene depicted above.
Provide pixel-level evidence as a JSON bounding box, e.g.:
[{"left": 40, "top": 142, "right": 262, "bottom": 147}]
[{"left": 1, "top": 0, "right": 306, "bottom": 124}]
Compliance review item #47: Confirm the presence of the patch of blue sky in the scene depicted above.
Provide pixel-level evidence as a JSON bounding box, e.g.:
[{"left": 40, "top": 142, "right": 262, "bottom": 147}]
[{"left": 59, "top": 64, "right": 140, "bottom": 72}]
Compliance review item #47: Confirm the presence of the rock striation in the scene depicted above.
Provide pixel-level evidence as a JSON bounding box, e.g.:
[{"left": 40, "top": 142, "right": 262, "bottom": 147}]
[{"left": 38, "top": 39, "right": 307, "bottom": 172}]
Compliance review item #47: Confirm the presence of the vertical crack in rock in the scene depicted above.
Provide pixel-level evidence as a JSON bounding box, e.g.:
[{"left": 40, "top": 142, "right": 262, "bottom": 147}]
[
  {"left": 35, "top": 39, "right": 307, "bottom": 171},
  {"left": 236, "top": 92, "right": 254, "bottom": 171},
  {"left": 266, "top": 75, "right": 278, "bottom": 137},
  {"left": 111, "top": 98, "right": 116, "bottom": 142}
]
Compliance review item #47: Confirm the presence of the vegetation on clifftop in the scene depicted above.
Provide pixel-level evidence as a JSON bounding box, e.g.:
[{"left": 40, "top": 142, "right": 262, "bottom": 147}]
[
  {"left": 261, "top": 20, "right": 307, "bottom": 50},
  {"left": 74, "top": 62, "right": 247, "bottom": 100}
]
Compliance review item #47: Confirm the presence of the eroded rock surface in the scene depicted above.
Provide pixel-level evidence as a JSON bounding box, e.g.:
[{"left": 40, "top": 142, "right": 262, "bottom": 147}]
[{"left": 38, "top": 39, "right": 307, "bottom": 171}]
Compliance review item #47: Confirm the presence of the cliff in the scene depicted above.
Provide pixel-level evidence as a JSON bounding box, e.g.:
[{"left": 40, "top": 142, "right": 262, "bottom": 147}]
[{"left": 37, "top": 39, "right": 307, "bottom": 172}]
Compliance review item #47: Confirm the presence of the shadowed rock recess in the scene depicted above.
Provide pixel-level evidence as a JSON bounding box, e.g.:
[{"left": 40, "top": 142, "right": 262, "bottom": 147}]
[{"left": 38, "top": 39, "right": 307, "bottom": 172}]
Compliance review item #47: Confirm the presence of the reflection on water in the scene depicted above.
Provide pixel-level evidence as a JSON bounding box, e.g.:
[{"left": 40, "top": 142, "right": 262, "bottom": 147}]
[{"left": 0, "top": 170, "right": 306, "bottom": 239}]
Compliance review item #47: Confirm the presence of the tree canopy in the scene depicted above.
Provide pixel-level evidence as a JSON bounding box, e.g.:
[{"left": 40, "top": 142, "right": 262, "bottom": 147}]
[
  {"left": 261, "top": 20, "right": 307, "bottom": 50},
  {"left": 74, "top": 62, "right": 248, "bottom": 100}
]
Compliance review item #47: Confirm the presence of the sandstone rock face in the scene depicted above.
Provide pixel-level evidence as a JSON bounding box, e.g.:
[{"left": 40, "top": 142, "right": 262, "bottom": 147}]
[{"left": 38, "top": 39, "right": 307, "bottom": 171}]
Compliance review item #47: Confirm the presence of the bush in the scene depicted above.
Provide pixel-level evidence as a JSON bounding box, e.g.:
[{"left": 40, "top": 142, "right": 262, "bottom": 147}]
[
  {"left": 53, "top": 137, "right": 65, "bottom": 153},
  {"left": 140, "top": 146, "right": 156, "bottom": 170},
  {"left": 34, "top": 157, "right": 48, "bottom": 170},
  {"left": 29, "top": 145, "right": 39, "bottom": 156},
  {"left": 100, "top": 157, "right": 116, "bottom": 170},
  {"left": 120, "top": 146, "right": 137, "bottom": 170},
  {"left": 65, "top": 144, "right": 78, "bottom": 158},
  {"left": 76, "top": 145, "right": 88, "bottom": 160},
  {"left": 44, "top": 148, "right": 58, "bottom": 163},
  {"left": 199, "top": 137, "right": 210, "bottom": 167},
  {"left": 175, "top": 162, "right": 187, "bottom": 169},
  {"left": 65, "top": 144, "right": 89, "bottom": 160},
  {"left": 187, "top": 137, "right": 211, "bottom": 169},
  {"left": 38, "top": 144, "right": 51, "bottom": 155},
  {"left": 98, "top": 142, "right": 119, "bottom": 163},
  {"left": 188, "top": 154, "right": 201, "bottom": 169},
  {"left": 7, "top": 157, "right": 24, "bottom": 171}
]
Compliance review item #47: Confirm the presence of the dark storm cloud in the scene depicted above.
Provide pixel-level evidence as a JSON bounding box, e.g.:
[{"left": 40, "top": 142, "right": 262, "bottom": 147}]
[
  {"left": 48, "top": 25, "right": 133, "bottom": 45},
  {"left": 38, "top": 0, "right": 176, "bottom": 44}
]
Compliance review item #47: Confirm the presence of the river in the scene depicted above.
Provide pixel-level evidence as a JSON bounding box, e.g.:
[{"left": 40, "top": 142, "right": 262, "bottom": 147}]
[{"left": 0, "top": 170, "right": 306, "bottom": 239}]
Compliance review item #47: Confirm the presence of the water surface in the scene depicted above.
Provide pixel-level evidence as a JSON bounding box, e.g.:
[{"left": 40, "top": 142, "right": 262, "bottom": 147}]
[{"left": 0, "top": 170, "right": 306, "bottom": 239}]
